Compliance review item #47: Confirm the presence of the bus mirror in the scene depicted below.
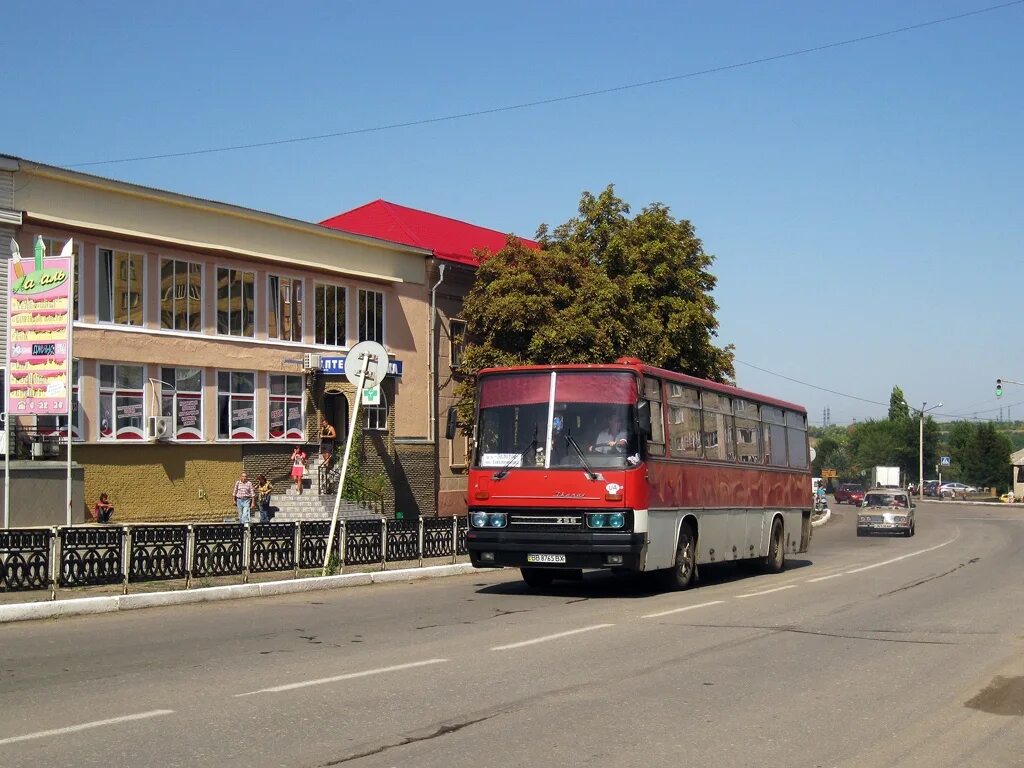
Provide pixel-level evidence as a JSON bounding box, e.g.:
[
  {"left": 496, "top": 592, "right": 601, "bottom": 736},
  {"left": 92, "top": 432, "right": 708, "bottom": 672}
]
[
  {"left": 637, "top": 400, "right": 653, "bottom": 438},
  {"left": 444, "top": 407, "right": 459, "bottom": 440}
]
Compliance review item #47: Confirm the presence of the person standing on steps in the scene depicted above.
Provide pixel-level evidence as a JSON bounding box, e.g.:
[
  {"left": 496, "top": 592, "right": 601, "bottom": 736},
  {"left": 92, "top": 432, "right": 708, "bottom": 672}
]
[
  {"left": 290, "top": 445, "right": 308, "bottom": 495},
  {"left": 233, "top": 471, "right": 255, "bottom": 523},
  {"left": 319, "top": 416, "right": 337, "bottom": 466}
]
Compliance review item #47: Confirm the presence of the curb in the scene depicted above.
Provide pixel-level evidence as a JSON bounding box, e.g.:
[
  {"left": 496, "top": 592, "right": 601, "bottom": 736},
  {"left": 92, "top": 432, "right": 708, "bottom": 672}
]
[
  {"left": 915, "top": 498, "right": 1022, "bottom": 508},
  {"left": 0, "top": 563, "right": 480, "bottom": 625},
  {"left": 811, "top": 509, "right": 831, "bottom": 528}
]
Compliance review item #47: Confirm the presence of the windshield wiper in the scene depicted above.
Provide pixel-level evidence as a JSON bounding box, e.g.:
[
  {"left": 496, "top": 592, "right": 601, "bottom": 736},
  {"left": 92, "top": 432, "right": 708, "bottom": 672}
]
[
  {"left": 494, "top": 428, "right": 538, "bottom": 480},
  {"left": 564, "top": 430, "right": 599, "bottom": 481}
]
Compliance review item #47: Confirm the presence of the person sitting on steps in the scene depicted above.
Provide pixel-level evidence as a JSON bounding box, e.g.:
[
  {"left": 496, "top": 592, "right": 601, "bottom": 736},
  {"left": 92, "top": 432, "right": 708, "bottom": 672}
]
[{"left": 93, "top": 493, "right": 115, "bottom": 523}]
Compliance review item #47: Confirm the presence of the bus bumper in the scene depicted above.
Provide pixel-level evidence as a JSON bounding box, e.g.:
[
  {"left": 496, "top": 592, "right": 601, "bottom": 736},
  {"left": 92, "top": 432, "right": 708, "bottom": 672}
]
[{"left": 467, "top": 530, "right": 646, "bottom": 570}]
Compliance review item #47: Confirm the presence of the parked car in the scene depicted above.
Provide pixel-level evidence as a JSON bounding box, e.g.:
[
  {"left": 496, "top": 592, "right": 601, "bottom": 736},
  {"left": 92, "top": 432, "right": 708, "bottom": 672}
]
[
  {"left": 857, "top": 488, "right": 915, "bottom": 537},
  {"left": 834, "top": 483, "right": 866, "bottom": 504},
  {"left": 922, "top": 480, "right": 941, "bottom": 497},
  {"left": 939, "top": 482, "right": 977, "bottom": 499},
  {"left": 847, "top": 487, "right": 866, "bottom": 506}
]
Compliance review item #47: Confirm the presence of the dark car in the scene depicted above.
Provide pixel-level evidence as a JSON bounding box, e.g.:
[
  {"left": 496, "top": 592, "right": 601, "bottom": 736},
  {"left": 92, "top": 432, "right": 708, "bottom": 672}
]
[
  {"left": 922, "top": 480, "right": 941, "bottom": 497},
  {"left": 834, "top": 483, "right": 866, "bottom": 504}
]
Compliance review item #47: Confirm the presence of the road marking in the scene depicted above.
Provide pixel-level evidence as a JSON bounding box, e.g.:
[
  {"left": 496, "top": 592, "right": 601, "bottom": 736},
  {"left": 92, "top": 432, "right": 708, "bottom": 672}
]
[
  {"left": 807, "top": 572, "right": 845, "bottom": 583},
  {"left": 234, "top": 658, "right": 449, "bottom": 697},
  {"left": 0, "top": 710, "right": 174, "bottom": 746},
  {"left": 490, "top": 624, "right": 614, "bottom": 651},
  {"left": 642, "top": 600, "right": 726, "bottom": 619},
  {"left": 737, "top": 585, "right": 797, "bottom": 598},
  {"left": 845, "top": 533, "right": 958, "bottom": 574},
  {"left": 952, "top": 516, "right": 1024, "bottom": 521}
]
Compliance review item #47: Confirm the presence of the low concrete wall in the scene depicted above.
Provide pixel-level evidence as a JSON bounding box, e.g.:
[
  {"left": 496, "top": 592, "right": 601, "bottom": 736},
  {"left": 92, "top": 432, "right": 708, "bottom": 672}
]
[{"left": 1, "top": 461, "right": 86, "bottom": 526}]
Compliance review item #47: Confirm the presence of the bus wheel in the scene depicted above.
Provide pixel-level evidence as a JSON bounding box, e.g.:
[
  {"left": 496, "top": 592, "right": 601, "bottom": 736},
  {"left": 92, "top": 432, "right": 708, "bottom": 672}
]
[
  {"left": 521, "top": 568, "right": 555, "bottom": 589},
  {"left": 764, "top": 517, "right": 785, "bottom": 573},
  {"left": 662, "top": 525, "right": 696, "bottom": 591}
]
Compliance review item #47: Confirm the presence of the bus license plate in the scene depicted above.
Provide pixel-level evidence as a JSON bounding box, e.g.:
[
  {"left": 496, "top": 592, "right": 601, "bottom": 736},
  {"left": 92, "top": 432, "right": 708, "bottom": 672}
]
[{"left": 527, "top": 553, "right": 566, "bottom": 564}]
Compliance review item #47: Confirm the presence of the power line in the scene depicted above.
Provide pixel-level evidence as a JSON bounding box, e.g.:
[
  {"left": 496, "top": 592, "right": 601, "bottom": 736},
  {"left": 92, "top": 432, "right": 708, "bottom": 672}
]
[{"left": 67, "top": 0, "right": 1024, "bottom": 168}]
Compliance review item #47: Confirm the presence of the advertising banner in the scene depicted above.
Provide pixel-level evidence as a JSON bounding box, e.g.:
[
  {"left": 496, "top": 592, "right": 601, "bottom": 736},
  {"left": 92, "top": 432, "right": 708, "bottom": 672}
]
[{"left": 7, "top": 237, "right": 73, "bottom": 417}]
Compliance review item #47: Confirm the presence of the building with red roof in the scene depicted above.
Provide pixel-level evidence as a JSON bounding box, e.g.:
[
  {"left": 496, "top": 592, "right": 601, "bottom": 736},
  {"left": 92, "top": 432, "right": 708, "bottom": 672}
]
[{"left": 322, "top": 200, "right": 539, "bottom": 515}]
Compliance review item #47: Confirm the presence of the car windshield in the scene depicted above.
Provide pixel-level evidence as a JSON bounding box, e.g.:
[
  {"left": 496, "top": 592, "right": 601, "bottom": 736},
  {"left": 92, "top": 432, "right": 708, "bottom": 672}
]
[
  {"left": 475, "top": 371, "right": 639, "bottom": 470},
  {"left": 864, "top": 493, "right": 909, "bottom": 507}
]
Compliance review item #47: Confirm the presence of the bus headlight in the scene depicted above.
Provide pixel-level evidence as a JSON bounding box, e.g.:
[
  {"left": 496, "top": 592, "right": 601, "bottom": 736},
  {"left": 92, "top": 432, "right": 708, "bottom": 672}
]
[
  {"left": 488, "top": 513, "right": 507, "bottom": 528},
  {"left": 587, "top": 513, "right": 626, "bottom": 529},
  {"left": 470, "top": 512, "right": 507, "bottom": 529},
  {"left": 471, "top": 512, "right": 489, "bottom": 528},
  {"left": 607, "top": 513, "right": 625, "bottom": 529}
]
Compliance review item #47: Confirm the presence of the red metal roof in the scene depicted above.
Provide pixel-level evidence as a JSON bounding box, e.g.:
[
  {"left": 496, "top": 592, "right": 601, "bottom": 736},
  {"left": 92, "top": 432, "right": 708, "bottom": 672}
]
[{"left": 320, "top": 199, "right": 539, "bottom": 267}]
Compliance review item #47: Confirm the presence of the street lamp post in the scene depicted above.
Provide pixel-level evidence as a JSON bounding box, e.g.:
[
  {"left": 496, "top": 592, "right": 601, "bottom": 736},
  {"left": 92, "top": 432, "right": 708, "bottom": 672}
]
[{"left": 911, "top": 401, "right": 942, "bottom": 500}]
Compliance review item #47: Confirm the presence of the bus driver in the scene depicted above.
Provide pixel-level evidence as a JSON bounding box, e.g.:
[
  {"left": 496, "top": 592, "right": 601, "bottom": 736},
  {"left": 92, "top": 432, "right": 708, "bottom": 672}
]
[{"left": 590, "top": 413, "right": 628, "bottom": 453}]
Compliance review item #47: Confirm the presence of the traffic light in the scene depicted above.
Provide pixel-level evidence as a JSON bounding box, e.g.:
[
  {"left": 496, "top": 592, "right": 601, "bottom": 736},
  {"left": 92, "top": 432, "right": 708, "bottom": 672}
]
[{"left": 996, "top": 379, "right": 1003, "bottom": 398}]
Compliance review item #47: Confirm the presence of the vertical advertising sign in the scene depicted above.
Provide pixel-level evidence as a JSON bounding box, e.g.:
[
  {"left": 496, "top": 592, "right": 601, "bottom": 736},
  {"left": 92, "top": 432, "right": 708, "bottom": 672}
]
[{"left": 7, "top": 237, "right": 73, "bottom": 417}]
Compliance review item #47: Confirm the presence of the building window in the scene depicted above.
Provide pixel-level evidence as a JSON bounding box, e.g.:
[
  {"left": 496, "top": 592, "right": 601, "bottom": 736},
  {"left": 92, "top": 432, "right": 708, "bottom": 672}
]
[
  {"left": 314, "top": 283, "right": 346, "bottom": 346},
  {"left": 358, "top": 289, "right": 384, "bottom": 343},
  {"left": 364, "top": 390, "right": 388, "bottom": 432},
  {"left": 42, "top": 237, "right": 80, "bottom": 321},
  {"left": 99, "top": 363, "right": 145, "bottom": 440},
  {"left": 36, "top": 359, "right": 83, "bottom": 441},
  {"left": 98, "top": 249, "right": 145, "bottom": 326},
  {"left": 216, "top": 267, "right": 255, "bottom": 338},
  {"left": 160, "top": 259, "right": 203, "bottom": 332},
  {"left": 449, "top": 319, "right": 466, "bottom": 369},
  {"left": 269, "top": 374, "right": 304, "bottom": 440},
  {"left": 161, "top": 366, "right": 203, "bottom": 440},
  {"left": 268, "top": 275, "right": 303, "bottom": 342},
  {"left": 217, "top": 371, "right": 256, "bottom": 440},
  {"left": 449, "top": 434, "right": 469, "bottom": 469}
]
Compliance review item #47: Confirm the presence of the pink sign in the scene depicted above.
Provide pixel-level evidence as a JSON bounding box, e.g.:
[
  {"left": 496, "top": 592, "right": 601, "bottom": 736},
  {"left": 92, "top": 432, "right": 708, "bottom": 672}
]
[{"left": 7, "top": 237, "right": 73, "bottom": 416}]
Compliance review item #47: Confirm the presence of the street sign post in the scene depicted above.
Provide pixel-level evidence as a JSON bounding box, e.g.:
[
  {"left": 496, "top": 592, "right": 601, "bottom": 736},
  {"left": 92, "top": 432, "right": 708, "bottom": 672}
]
[
  {"left": 940, "top": 456, "right": 951, "bottom": 467},
  {"left": 323, "top": 341, "right": 390, "bottom": 574}
]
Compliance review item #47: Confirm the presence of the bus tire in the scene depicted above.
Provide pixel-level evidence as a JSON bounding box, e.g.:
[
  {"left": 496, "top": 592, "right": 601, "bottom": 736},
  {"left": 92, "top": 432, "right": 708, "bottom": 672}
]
[
  {"left": 764, "top": 517, "right": 785, "bottom": 573},
  {"left": 521, "top": 568, "right": 555, "bottom": 589},
  {"left": 662, "top": 524, "right": 696, "bottom": 591}
]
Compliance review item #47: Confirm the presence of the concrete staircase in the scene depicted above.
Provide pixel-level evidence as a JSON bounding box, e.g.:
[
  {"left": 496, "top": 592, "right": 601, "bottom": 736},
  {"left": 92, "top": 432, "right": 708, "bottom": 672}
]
[{"left": 270, "top": 457, "right": 379, "bottom": 522}]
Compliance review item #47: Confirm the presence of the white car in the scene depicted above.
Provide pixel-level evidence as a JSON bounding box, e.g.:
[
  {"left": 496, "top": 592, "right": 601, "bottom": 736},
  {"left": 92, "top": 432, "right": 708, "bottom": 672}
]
[{"left": 939, "top": 482, "right": 976, "bottom": 499}]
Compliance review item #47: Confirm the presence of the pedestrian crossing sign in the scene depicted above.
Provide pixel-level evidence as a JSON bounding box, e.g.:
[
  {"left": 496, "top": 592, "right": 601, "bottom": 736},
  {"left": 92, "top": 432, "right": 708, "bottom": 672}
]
[{"left": 940, "top": 456, "right": 951, "bottom": 466}]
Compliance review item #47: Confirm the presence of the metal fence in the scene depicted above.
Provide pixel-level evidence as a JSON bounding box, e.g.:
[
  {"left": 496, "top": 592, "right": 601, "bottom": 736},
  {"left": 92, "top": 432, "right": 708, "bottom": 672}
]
[{"left": 0, "top": 516, "right": 468, "bottom": 596}]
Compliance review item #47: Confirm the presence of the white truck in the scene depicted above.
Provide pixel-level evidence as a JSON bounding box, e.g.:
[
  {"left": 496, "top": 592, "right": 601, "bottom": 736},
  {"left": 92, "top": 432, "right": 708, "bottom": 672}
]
[{"left": 870, "top": 466, "right": 901, "bottom": 488}]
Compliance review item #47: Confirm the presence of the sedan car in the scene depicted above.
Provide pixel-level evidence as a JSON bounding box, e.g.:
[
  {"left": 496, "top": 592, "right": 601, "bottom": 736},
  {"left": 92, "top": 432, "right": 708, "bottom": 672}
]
[
  {"left": 834, "top": 483, "right": 866, "bottom": 504},
  {"left": 922, "top": 480, "right": 941, "bottom": 497},
  {"left": 857, "top": 489, "right": 915, "bottom": 536},
  {"left": 939, "top": 482, "right": 977, "bottom": 499},
  {"left": 847, "top": 488, "right": 866, "bottom": 506}
]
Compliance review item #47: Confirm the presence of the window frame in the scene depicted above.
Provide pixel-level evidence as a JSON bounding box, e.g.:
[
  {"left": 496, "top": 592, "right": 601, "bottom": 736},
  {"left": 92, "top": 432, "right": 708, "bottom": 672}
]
[
  {"left": 97, "top": 247, "right": 147, "bottom": 327},
  {"left": 160, "top": 366, "right": 204, "bottom": 441},
  {"left": 449, "top": 318, "right": 467, "bottom": 370},
  {"left": 215, "top": 266, "right": 256, "bottom": 339},
  {"left": 267, "top": 274, "right": 304, "bottom": 343},
  {"left": 159, "top": 257, "right": 204, "bottom": 333},
  {"left": 217, "top": 370, "right": 257, "bottom": 440},
  {"left": 98, "top": 362, "right": 146, "bottom": 440},
  {"left": 268, "top": 373, "right": 305, "bottom": 440},
  {"left": 357, "top": 288, "right": 385, "bottom": 344},
  {"left": 363, "top": 388, "right": 388, "bottom": 432},
  {"left": 41, "top": 237, "right": 81, "bottom": 322},
  {"left": 314, "top": 282, "right": 348, "bottom": 347},
  {"left": 35, "top": 359, "right": 83, "bottom": 442}
]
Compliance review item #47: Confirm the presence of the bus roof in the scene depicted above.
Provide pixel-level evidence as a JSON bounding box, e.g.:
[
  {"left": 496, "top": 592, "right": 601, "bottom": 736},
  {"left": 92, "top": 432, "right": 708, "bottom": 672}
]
[{"left": 477, "top": 360, "right": 807, "bottom": 415}]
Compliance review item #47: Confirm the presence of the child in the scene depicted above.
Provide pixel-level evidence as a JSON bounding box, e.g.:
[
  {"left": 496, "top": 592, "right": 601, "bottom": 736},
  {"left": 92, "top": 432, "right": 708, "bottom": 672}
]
[{"left": 93, "top": 493, "right": 114, "bottom": 523}]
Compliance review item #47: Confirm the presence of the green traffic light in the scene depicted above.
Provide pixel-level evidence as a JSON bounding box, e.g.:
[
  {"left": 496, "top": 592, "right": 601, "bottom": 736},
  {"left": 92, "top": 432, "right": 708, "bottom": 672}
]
[{"left": 996, "top": 379, "right": 1003, "bottom": 398}]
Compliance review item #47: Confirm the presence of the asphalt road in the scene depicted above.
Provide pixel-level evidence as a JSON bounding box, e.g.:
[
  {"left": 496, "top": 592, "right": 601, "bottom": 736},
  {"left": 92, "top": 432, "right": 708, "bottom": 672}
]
[{"left": 2, "top": 501, "right": 1023, "bottom": 768}]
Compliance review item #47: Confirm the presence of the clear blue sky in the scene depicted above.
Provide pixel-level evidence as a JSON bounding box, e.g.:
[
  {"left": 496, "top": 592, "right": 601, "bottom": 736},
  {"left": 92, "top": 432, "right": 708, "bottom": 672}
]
[{"left": 4, "top": 1, "right": 1022, "bottom": 426}]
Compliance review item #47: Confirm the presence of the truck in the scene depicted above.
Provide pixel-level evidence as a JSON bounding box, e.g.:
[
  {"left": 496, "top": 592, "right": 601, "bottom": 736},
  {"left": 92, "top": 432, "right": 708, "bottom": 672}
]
[{"left": 870, "top": 466, "right": 901, "bottom": 488}]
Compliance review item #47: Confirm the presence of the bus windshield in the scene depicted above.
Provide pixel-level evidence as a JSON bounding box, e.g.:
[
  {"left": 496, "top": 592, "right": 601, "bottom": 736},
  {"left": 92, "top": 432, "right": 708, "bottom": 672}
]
[{"left": 475, "top": 371, "right": 640, "bottom": 470}]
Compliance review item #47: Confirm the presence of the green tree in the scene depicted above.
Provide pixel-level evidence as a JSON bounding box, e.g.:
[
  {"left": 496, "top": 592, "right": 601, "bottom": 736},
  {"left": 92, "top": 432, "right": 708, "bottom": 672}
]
[
  {"left": 456, "top": 186, "right": 735, "bottom": 424},
  {"left": 888, "top": 386, "right": 910, "bottom": 421},
  {"left": 962, "top": 423, "right": 1012, "bottom": 491}
]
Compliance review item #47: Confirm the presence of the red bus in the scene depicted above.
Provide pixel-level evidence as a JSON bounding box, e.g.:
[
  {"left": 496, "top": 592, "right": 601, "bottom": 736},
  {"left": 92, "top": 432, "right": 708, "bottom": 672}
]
[{"left": 449, "top": 358, "right": 812, "bottom": 589}]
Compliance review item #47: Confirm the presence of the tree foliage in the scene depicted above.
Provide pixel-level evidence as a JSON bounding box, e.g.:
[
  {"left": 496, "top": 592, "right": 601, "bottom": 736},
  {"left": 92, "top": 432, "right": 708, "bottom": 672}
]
[
  {"left": 888, "top": 386, "right": 910, "bottom": 421},
  {"left": 957, "top": 422, "right": 1012, "bottom": 491},
  {"left": 455, "top": 186, "right": 735, "bottom": 425}
]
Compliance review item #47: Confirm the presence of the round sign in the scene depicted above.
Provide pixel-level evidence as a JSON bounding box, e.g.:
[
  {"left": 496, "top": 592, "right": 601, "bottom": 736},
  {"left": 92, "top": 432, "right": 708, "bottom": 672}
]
[
  {"left": 809, "top": 447, "right": 817, "bottom": 463},
  {"left": 344, "top": 341, "right": 390, "bottom": 388}
]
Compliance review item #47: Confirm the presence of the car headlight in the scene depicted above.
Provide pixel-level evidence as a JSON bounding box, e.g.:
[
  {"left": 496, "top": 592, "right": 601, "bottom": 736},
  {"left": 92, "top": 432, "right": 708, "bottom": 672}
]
[{"left": 471, "top": 512, "right": 507, "bottom": 529}]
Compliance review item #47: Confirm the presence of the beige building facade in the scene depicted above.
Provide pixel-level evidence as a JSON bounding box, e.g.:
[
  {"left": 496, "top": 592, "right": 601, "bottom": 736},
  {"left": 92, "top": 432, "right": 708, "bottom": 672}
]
[{"left": 3, "top": 156, "right": 433, "bottom": 523}]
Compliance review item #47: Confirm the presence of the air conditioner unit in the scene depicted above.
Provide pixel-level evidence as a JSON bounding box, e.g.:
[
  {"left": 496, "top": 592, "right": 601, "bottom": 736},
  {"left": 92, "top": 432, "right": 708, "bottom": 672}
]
[
  {"left": 303, "top": 353, "right": 321, "bottom": 371},
  {"left": 148, "top": 416, "right": 173, "bottom": 441}
]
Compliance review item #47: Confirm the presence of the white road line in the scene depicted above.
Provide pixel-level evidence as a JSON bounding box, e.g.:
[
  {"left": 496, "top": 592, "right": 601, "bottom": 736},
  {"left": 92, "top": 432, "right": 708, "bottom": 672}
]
[
  {"left": 737, "top": 585, "right": 797, "bottom": 598},
  {"left": 806, "top": 572, "right": 845, "bottom": 583},
  {"left": 642, "top": 600, "right": 725, "bottom": 619},
  {"left": 0, "top": 710, "right": 174, "bottom": 746},
  {"left": 845, "top": 533, "right": 958, "bottom": 574},
  {"left": 490, "top": 624, "right": 614, "bottom": 651},
  {"left": 234, "top": 658, "right": 449, "bottom": 697}
]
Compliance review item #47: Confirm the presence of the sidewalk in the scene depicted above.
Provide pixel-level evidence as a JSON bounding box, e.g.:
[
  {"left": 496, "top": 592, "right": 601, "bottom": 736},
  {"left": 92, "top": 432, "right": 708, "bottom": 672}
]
[{"left": 0, "top": 556, "right": 477, "bottom": 623}]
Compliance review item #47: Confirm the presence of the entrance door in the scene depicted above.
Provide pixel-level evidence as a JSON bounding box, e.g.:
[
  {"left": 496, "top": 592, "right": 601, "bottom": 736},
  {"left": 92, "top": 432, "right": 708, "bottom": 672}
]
[{"left": 322, "top": 393, "right": 349, "bottom": 442}]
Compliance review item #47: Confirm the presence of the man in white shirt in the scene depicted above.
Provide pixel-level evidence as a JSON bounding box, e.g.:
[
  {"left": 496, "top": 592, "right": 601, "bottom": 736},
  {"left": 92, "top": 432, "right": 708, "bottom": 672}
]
[{"left": 591, "top": 413, "right": 628, "bottom": 454}]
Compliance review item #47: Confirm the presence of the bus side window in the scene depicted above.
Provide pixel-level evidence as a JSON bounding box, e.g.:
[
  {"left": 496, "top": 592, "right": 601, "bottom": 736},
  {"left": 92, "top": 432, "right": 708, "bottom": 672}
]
[{"left": 643, "top": 376, "right": 665, "bottom": 455}]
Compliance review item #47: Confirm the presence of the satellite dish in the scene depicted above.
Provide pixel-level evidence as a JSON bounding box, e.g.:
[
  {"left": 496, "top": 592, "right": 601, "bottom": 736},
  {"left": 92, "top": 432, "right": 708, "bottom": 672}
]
[
  {"left": 809, "top": 447, "right": 817, "bottom": 462},
  {"left": 344, "top": 341, "right": 390, "bottom": 388}
]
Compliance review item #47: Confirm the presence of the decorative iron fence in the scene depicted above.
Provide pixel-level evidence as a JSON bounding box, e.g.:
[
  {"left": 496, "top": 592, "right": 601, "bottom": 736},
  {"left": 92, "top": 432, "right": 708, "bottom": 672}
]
[{"left": 0, "top": 516, "right": 468, "bottom": 595}]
